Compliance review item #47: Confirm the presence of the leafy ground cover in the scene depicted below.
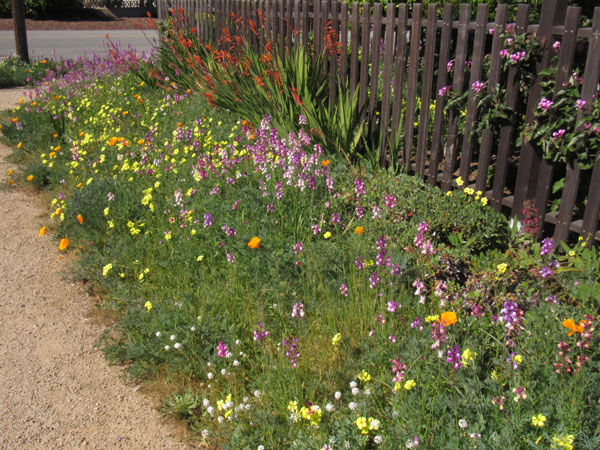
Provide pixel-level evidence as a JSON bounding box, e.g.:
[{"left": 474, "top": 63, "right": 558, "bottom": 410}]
[{"left": 1, "top": 36, "right": 600, "bottom": 450}]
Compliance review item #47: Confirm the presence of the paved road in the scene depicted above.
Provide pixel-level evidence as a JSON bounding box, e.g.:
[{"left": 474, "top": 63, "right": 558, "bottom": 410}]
[{"left": 0, "top": 30, "right": 159, "bottom": 60}]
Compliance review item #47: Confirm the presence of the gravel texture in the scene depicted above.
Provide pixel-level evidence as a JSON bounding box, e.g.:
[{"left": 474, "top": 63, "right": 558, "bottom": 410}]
[{"left": 0, "top": 88, "right": 191, "bottom": 449}]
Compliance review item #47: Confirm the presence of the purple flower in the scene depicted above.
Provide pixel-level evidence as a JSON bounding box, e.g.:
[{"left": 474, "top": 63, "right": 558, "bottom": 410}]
[
  {"left": 253, "top": 322, "right": 269, "bottom": 341},
  {"left": 216, "top": 341, "right": 229, "bottom": 358},
  {"left": 387, "top": 300, "right": 401, "bottom": 313},
  {"left": 438, "top": 85, "right": 451, "bottom": 97},
  {"left": 471, "top": 80, "right": 484, "bottom": 93},
  {"left": 291, "top": 302, "right": 305, "bottom": 319},
  {"left": 384, "top": 194, "right": 397, "bottom": 209},
  {"left": 283, "top": 336, "right": 300, "bottom": 368},
  {"left": 354, "top": 177, "right": 366, "bottom": 196},
  {"left": 552, "top": 129, "right": 566, "bottom": 140},
  {"left": 368, "top": 271, "right": 380, "bottom": 289},
  {"left": 540, "top": 237, "right": 554, "bottom": 256},
  {"left": 107, "top": 191, "right": 115, "bottom": 202},
  {"left": 203, "top": 212, "right": 214, "bottom": 228},
  {"left": 553, "top": 40, "right": 561, "bottom": 51},
  {"left": 410, "top": 316, "right": 424, "bottom": 332},
  {"left": 340, "top": 283, "right": 349, "bottom": 297},
  {"left": 576, "top": 99, "right": 586, "bottom": 110},
  {"left": 226, "top": 253, "right": 235, "bottom": 264},
  {"left": 446, "top": 345, "right": 463, "bottom": 370},
  {"left": 540, "top": 265, "right": 554, "bottom": 278},
  {"left": 298, "top": 114, "right": 306, "bottom": 125},
  {"left": 293, "top": 241, "right": 304, "bottom": 254},
  {"left": 391, "top": 355, "right": 407, "bottom": 382},
  {"left": 538, "top": 97, "right": 553, "bottom": 112}
]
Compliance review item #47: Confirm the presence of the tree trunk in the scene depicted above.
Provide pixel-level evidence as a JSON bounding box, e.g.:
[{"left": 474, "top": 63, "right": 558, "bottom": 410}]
[{"left": 11, "top": 0, "right": 29, "bottom": 62}]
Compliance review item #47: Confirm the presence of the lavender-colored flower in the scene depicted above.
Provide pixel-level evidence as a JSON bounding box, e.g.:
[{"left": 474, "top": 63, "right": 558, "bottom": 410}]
[
  {"left": 576, "top": 99, "right": 586, "bottom": 110},
  {"left": 253, "top": 322, "right": 269, "bottom": 341},
  {"left": 283, "top": 336, "right": 300, "bottom": 368},
  {"left": 384, "top": 194, "right": 397, "bottom": 209},
  {"left": 552, "top": 129, "right": 566, "bottom": 140},
  {"left": 539, "top": 265, "right": 554, "bottom": 278},
  {"left": 499, "top": 300, "right": 523, "bottom": 335},
  {"left": 293, "top": 241, "right": 303, "bottom": 254},
  {"left": 471, "top": 80, "right": 484, "bottom": 93},
  {"left": 226, "top": 253, "right": 235, "bottom": 264},
  {"left": 411, "top": 316, "right": 424, "bottom": 331},
  {"left": 447, "top": 60, "right": 454, "bottom": 72},
  {"left": 107, "top": 191, "right": 115, "bottom": 202},
  {"left": 438, "top": 85, "right": 451, "bottom": 97},
  {"left": 311, "top": 224, "right": 321, "bottom": 235},
  {"left": 298, "top": 114, "right": 306, "bottom": 125},
  {"left": 340, "top": 283, "right": 349, "bottom": 296},
  {"left": 368, "top": 271, "right": 380, "bottom": 289},
  {"left": 216, "top": 341, "right": 229, "bottom": 358},
  {"left": 354, "top": 178, "right": 366, "bottom": 196},
  {"left": 553, "top": 40, "right": 561, "bottom": 51},
  {"left": 391, "top": 355, "right": 407, "bottom": 382},
  {"left": 431, "top": 321, "right": 448, "bottom": 349},
  {"left": 355, "top": 206, "right": 365, "bottom": 218},
  {"left": 446, "top": 345, "right": 463, "bottom": 370},
  {"left": 540, "top": 237, "right": 554, "bottom": 256},
  {"left": 291, "top": 302, "right": 305, "bottom": 319},
  {"left": 538, "top": 97, "right": 553, "bottom": 112},
  {"left": 355, "top": 257, "right": 365, "bottom": 270},
  {"left": 372, "top": 205, "right": 382, "bottom": 219},
  {"left": 387, "top": 300, "right": 401, "bottom": 313},
  {"left": 203, "top": 212, "right": 214, "bottom": 228}
]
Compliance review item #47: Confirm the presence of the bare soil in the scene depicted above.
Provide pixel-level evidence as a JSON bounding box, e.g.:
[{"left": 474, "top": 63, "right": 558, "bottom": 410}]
[
  {"left": 0, "top": 88, "right": 191, "bottom": 449},
  {"left": 0, "top": 17, "right": 158, "bottom": 30}
]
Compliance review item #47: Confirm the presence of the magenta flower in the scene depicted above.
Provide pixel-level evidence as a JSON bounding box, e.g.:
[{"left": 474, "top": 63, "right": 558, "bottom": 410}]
[
  {"left": 471, "top": 80, "right": 484, "bottom": 93},
  {"left": 538, "top": 97, "right": 553, "bottom": 112},
  {"left": 216, "top": 341, "right": 229, "bottom": 358},
  {"left": 552, "top": 129, "right": 566, "bottom": 140}
]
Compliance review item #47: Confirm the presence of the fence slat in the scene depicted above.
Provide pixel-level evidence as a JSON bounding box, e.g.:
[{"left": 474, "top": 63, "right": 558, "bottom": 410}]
[
  {"left": 476, "top": 4, "right": 507, "bottom": 192},
  {"left": 402, "top": 3, "right": 422, "bottom": 170},
  {"left": 358, "top": 3, "right": 371, "bottom": 121},
  {"left": 532, "top": 6, "right": 580, "bottom": 238},
  {"left": 328, "top": 1, "right": 340, "bottom": 108},
  {"left": 415, "top": 3, "right": 437, "bottom": 176},
  {"left": 512, "top": 0, "right": 568, "bottom": 218},
  {"left": 301, "top": 0, "right": 308, "bottom": 48},
  {"left": 553, "top": 6, "right": 599, "bottom": 243},
  {"left": 349, "top": 3, "right": 360, "bottom": 97},
  {"left": 458, "top": 3, "right": 489, "bottom": 183},
  {"left": 293, "top": 0, "right": 300, "bottom": 49},
  {"left": 377, "top": 3, "right": 396, "bottom": 166},
  {"left": 339, "top": 2, "right": 348, "bottom": 83},
  {"left": 314, "top": 0, "right": 322, "bottom": 56},
  {"left": 441, "top": 4, "right": 470, "bottom": 191},
  {"left": 428, "top": 3, "right": 453, "bottom": 185},
  {"left": 368, "top": 3, "right": 383, "bottom": 137},
  {"left": 390, "top": 4, "right": 407, "bottom": 165},
  {"left": 491, "top": 4, "right": 529, "bottom": 211}
]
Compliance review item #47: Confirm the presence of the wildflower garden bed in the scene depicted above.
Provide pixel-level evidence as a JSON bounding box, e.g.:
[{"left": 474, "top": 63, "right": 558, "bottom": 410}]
[{"left": 1, "top": 25, "right": 600, "bottom": 450}]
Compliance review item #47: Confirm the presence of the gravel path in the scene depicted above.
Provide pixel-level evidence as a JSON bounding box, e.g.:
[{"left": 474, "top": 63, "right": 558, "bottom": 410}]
[{"left": 0, "top": 88, "right": 191, "bottom": 449}]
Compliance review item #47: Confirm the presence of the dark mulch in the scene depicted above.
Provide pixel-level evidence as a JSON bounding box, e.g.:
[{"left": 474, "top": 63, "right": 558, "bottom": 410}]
[{"left": 0, "top": 17, "right": 157, "bottom": 31}]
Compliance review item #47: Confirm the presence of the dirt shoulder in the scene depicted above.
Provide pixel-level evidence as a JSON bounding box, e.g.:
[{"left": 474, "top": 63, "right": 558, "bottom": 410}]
[
  {"left": 0, "top": 17, "right": 157, "bottom": 30},
  {"left": 0, "top": 88, "right": 190, "bottom": 449}
]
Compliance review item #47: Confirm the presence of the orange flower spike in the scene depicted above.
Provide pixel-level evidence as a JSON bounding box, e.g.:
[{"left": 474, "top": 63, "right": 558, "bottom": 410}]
[
  {"left": 248, "top": 237, "right": 261, "bottom": 249},
  {"left": 439, "top": 311, "right": 458, "bottom": 326},
  {"left": 59, "top": 238, "right": 69, "bottom": 251},
  {"left": 76, "top": 214, "right": 84, "bottom": 224},
  {"left": 39, "top": 226, "right": 47, "bottom": 237}
]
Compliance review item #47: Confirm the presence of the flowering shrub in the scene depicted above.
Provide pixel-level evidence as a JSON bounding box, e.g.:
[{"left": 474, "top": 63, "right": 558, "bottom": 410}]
[{"left": 2, "top": 47, "right": 599, "bottom": 450}]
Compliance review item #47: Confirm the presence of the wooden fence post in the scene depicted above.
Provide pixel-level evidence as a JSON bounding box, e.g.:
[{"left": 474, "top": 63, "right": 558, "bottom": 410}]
[{"left": 12, "top": 0, "right": 29, "bottom": 62}]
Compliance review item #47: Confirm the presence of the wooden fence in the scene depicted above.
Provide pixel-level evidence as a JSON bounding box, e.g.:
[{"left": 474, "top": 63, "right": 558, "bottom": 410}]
[{"left": 157, "top": 0, "right": 600, "bottom": 244}]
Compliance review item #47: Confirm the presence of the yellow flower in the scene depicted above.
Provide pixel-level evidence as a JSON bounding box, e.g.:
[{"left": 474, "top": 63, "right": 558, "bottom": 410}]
[
  {"left": 102, "top": 263, "right": 113, "bottom": 277},
  {"left": 196, "top": 255, "right": 204, "bottom": 262},
  {"left": 38, "top": 226, "right": 47, "bottom": 237},
  {"left": 248, "top": 236, "right": 261, "bottom": 248},
  {"left": 461, "top": 348, "right": 478, "bottom": 367},
  {"left": 144, "top": 301, "right": 152, "bottom": 312},
  {"left": 496, "top": 263, "right": 508, "bottom": 274},
  {"left": 7, "top": 169, "right": 12, "bottom": 176},
  {"left": 455, "top": 176, "right": 464, "bottom": 187},
  {"left": 287, "top": 400, "right": 298, "bottom": 412},
  {"left": 514, "top": 354, "right": 523, "bottom": 364},
  {"left": 404, "top": 379, "right": 416, "bottom": 390},
  {"left": 323, "top": 231, "right": 332, "bottom": 239},
  {"left": 464, "top": 187, "right": 475, "bottom": 196},
  {"left": 481, "top": 197, "right": 488, "bottom": 206},
  {"left": 355, "top": 416, "right": 368, "bottom": 434},
  {"left": 531, "top": 413, "right": 547, "bottom": 427},
  {"left": 331, "top": 333, "right": 342, "bottom": 346},
  {"left": 552, "top": 434, "right": 575, "bottom": 450},
  {"left": 425, "top": 314, "right": 440, "bottom": 323},
  {"left": 17, "top": 142, "right": 22, "bottom": 148},
  {"left": 357, "top": 370, "right": 371, "bottom": 382}
]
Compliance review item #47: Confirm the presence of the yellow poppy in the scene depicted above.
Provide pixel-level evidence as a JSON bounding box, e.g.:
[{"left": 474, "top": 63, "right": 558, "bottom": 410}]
[{"left": 39, "top": 226, "right": 47, "bottom": 237}]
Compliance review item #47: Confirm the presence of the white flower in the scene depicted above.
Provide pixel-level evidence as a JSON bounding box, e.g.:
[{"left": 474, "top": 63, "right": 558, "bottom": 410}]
[
  {"left": 170, "top": 334, "right": 176, "bottom": 341},
  {"left": 334, "top": 391, "right": 342, "bottom": 400},
  {"left": 202, "top": 399, "right": 210, "bottom": 407},
  {"left": 364, "top": 389, "right": 371, "bottom": 396},
  {"left": 207, "top": 362, "right": 212, "bottom": 367},
  {"left": 217, "top": 416, "right": 224, "bottom": 423},
  {"left": 221, "top": 368, "right": 227, "bottom": 376},
  {"left": 174, "top": 342, "right": 182, "bottom": 350},
  {"left": 374, "top": 435, "right": 382, "bottom": 445},
  {"left": 233, "top": 360, "right": 240, "bottom": 366},
  {"left": 155, "top": 331, "right": 161, "bottom": 337},
  {"left": 201, "top": 429, "right": 209, "bottom": 438},
  {"left": 164, "top": 345, "right": 170, "bottom": 351},
  {"left": 254, "top": 390, "right": 261, "bottom": 398},
  {"left": 370, "top": 419, "right": 380, "bottom": 429},
  {"left": 207, "top": 372, "right": 214, "bottom": 379},
  {"left": 325, "top": 403, "right": 335, "bottom": 412},
  {"left": 344, "top": 442, "right": 351, "bottom": 449},
  {"left": 235, "top": 339, "right": 241, "bottom": 345},
  {"left": 242, "top": 396, "right": 249, "bottom": 403},
  {"left": 257, "top": 446, "right": 265, "bottom": 450},
  {"left": 348, "top": 402, "right": 358, "bottom": 410},
  {"left": 207, "top": 406, "right": 215, "bottom": 415},
  {"left": 470, "top": 433, "right": 481, "bottom": 440},
  {"left": 351, "top": 387, "right": 360, "bottom": 396},
  {"left": 349, "top": 381, "right": 357, "bottom": 389},
  {"left": 190, "top": 326, "right": 196, "bottom": 332},
  {"left": 458, "top": 418, "right": 468, "bottom": 429}
]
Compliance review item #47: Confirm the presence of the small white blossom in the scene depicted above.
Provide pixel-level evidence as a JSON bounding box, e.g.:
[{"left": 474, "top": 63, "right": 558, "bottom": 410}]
[
  {"left": 233, "top": 360, "right": 240, "bottom": 366},
  {"left": 207, "top": 372, "right": 214, "bottom": 379},
  {"left": 174, "top": 342, "right": 182, "bottom": 350},
  {"left": 349, "top": 381, "right": 357, "bottom": 389},
  {"left": 325, "top": 403, "right": 335, "bottom": 412},
  {"left": 235, "top": 339, "right": 241, "bottom": 345},
  {"left": 155, "top": 331, "right": 161, "bottom": 337},
  {"left": 374, "top": 435, "right": 382, "bottom": 445},
  {"left": 351, "top": 387, "right": 360, "bottom": 396},
  {"left": 170, "top": 334, "right": 176, "bottom": 341},
  {"left": 190, "top": 326, "right": 196, "bottom": 332},
  {"left": 459, "top": 418, "right": 468, "bottom": 429},
  {"left": 164, "top": 345, "right": 170, "bottom": 351},
  {"left": 207, "top": 362, "right": 212, "bottom": 367},
  {"left": 207, "top": 406, "right": 215, "bottom": 415},
  {"left": 202, "top": 399, "right": 210, "bottom": 407},
  {"left": 217, "top": 416, "right": 224, "bottom": 423},
  {"left": 254, "top": 390, "right": 262, "bottom": 398},
  {"left": 348, "top": 402, "right": 358, "bottom": 410},
  {"left": 334, "top": 391, "right": 342, "bottom": 400},
  {"left": 257, "top": 446, "right": 265, "bottom": 450},
  {"left": 201, "top": 429, "right": 209, "bottom": 438},
  {"left": 221, "top": 368, "right": 227, "bottom": 376},
  {"left": 364, "top": 389, "right": 371, "bottom": 396}
]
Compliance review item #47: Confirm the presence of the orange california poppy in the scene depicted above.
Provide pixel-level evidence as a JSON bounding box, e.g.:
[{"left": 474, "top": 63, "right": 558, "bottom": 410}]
[
  {"left": 354, "top": 226, "right": 365, "bottom": 235},
  {"left": 59, "top": 238, "right": 69, "bottom": 251},
  {"left": 321, "top": 160, "right": 330, "bottom": 166},
  {"left": 439, "top": 311, "right": 458, "bottom": 326},
  {"left": 76, "top": 214, "right": 84, "bottom": 224},
  {"left": 562, "top": 318, "right": 586, "bottom": 336},
  {"left": 39, "top": 226, "right": 47, "bottom": 237},
  {"left": 248, "top": 237, "right": 261, "bottom": 249},
  {"left": 27, "top": 175, "right": 34, "bottom": 181},
  {"left": 108, "top": 137, "right": 118, "bottom": 147}
]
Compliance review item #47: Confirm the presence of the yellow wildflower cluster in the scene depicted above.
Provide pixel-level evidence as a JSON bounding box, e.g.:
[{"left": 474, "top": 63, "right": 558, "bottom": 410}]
[{"left": 355, "top": 416, "right": 380, "bottom": 435}]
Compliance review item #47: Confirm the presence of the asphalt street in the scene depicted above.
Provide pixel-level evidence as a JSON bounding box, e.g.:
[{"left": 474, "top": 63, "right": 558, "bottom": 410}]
[{"left": 0, "top": 30, "right": 159, "bottom": 59}]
